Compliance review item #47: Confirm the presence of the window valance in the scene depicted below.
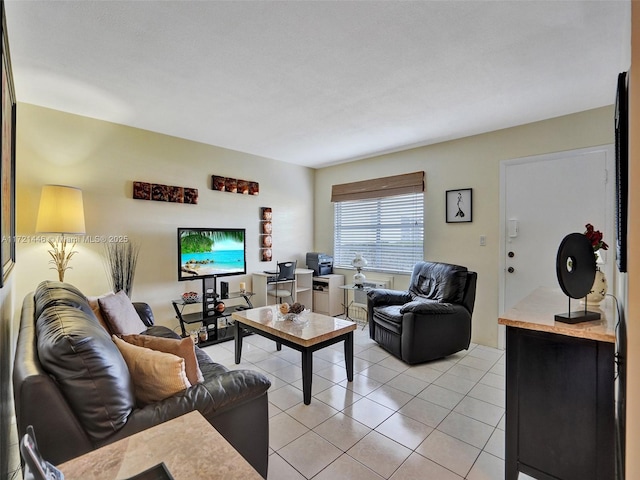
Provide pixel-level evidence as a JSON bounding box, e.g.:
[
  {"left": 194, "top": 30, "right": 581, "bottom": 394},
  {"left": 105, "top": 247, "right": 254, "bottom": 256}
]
[{"left": 331, "top": 171, "right": 425, "bottom": 202}]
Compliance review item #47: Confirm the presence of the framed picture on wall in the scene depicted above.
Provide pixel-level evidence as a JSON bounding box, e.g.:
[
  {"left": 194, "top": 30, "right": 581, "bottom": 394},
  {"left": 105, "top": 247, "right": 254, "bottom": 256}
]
[
  {"left": 1, "top": 2, "right": 16, "bottom": 287},
  {"left": 446, "top": 188, "right": 472, "bottom": 223}
]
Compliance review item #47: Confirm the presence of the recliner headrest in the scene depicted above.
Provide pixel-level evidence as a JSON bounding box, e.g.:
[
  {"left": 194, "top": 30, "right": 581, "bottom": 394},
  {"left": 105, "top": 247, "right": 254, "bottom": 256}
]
[{"left": 409, "top": 262, "right": 468, "bottom": 303}]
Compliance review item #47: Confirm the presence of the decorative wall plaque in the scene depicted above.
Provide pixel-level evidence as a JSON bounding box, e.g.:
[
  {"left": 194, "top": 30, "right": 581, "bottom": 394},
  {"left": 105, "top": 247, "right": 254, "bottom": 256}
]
[
  {"left": 133, "top": 181, "right": 198, "bottom": 204},
  {"left": 260, "top": 207, "right": 272, "bottom": 261},
  {"left": 212, "top": 175, "right": 259, "bottom": 195}
]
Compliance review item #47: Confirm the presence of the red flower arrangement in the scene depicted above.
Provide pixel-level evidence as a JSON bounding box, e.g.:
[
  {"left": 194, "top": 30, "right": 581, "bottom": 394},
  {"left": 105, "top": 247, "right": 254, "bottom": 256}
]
[{"left": 584, "top": 223, "right": 609, "bottom": 252}]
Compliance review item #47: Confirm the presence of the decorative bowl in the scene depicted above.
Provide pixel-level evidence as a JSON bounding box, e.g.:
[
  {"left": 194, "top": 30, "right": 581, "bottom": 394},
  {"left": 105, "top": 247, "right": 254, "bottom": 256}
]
[
  {"left": 278, "top": 309, "right": 310, "bottom": 323},
  {"left": 181, "top": 291, "right": 200, "bottom": 303}
]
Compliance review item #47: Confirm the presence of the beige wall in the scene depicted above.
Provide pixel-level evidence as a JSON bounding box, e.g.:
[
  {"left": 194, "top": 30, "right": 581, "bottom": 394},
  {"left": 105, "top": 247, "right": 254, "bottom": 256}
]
[
  {"left": 315, "top": 106, "right": 614, "bottom": 348},
  {"left": 14, "top": 103, "right": 315, "bottom": 328}
]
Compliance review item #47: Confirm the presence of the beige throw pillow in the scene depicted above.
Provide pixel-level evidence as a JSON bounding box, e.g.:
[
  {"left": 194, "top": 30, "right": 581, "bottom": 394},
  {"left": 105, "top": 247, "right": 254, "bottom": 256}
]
[
  {"left": 112, "top": 335, "right": 191, "bottom": 405},
  {"left": 120, "top": 334, "right": 204, "bottom": 385},
  {"left": 99, "top": 290, "right": 147, "bottom": 335}
]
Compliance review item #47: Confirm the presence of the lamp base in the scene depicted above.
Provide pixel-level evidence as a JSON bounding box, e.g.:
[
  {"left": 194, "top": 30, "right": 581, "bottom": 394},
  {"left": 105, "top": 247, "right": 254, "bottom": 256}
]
[
  {"left": 353, "top": 271, "right": 366, "bottom": 286},
  {"left": 554, "top": 310, "right": 601, "bottom": 324},
  {"left": 47, "top": 237, "right": 78, "bottom": 283}
]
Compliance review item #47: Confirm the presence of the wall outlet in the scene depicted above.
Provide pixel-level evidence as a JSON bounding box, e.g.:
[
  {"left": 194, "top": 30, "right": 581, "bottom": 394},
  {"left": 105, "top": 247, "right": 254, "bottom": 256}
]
[{"left": 480, "top": 235, "right": 486, "bottom": 246}]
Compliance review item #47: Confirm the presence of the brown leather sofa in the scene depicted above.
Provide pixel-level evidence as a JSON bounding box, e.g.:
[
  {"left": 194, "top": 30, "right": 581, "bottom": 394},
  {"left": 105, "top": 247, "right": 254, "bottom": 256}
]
[
  {"left": 13, "top": 281, "right": 271, "bottom": 477},
  {"left": 367, "top": 261, "right": 477, "bottom": 364}
]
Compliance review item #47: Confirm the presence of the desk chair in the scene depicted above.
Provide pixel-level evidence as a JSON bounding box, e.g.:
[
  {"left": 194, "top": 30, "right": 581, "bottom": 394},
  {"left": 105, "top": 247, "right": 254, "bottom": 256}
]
[{"left": 267, "top": 261, "right": 297, "bottom": 304}]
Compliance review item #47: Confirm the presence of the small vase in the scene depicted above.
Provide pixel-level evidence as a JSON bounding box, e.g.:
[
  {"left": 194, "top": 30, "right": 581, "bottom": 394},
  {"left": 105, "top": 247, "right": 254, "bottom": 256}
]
[{"left": 584, "top": 268, "right": 608, "bottom": 306}]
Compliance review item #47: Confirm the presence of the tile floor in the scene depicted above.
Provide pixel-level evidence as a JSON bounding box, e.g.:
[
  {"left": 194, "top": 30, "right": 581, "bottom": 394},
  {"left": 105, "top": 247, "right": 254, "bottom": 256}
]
[{"left": 202, "top": 322, "right": 536, "bottom": 480}]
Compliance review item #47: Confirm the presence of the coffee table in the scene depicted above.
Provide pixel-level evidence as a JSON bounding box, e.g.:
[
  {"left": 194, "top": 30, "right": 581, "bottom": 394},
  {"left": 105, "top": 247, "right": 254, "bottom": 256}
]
[{"left": 232, "top": 306, "right": 357, "bottom": 405}]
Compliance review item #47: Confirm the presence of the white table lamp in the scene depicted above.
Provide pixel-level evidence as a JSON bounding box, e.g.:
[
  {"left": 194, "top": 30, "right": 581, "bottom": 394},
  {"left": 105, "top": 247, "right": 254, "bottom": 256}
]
[{"left": 352, "top": 253, "right": 368, "bottom": 286}]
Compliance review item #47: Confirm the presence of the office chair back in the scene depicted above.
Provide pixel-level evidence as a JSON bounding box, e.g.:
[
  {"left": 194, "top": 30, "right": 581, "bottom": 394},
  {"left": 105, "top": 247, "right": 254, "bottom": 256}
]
[
  {"left": 268, "top": 261, "right": 297, "bottom": 303},
  {"left": 276, "top": 261, "right": 296, "bottom": 281}
]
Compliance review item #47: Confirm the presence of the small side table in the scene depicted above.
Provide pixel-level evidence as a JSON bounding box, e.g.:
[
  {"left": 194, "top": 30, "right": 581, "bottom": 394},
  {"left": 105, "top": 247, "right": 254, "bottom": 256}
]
[
  {"left": 339, "top": 284, "right": 371, "bottom": 329},
  {"left": 58, "top": 411, "right": 262, "bottom": 479}
]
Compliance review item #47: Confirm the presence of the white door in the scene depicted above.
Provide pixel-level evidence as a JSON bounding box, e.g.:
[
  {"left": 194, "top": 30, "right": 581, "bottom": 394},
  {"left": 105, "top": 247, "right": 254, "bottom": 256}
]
[{"left": 499, "top": 146, "right": 614, "bottom": 347}]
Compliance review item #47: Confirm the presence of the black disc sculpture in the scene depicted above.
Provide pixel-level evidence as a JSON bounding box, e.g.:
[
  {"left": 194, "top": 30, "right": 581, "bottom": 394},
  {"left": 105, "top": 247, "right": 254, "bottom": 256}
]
[{"left": 555, "top": 232, "right": 601, "bottom": 323}]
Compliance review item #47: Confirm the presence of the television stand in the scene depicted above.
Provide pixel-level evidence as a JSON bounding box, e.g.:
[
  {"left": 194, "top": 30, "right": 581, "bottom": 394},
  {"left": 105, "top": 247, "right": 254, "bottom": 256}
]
[{"left": 172, "top": 277, "right": 254, "bottom": 346}]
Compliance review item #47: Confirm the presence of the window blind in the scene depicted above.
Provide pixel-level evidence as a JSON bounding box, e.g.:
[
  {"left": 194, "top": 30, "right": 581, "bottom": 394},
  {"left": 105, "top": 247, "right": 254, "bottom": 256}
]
[{"left": 333, "top": 192, "right": 424, "bottom": 274}]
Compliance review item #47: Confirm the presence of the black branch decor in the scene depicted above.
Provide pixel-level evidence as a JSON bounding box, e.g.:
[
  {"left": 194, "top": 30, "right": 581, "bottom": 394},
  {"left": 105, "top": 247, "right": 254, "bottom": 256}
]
[{"left": 104, "top": 241, "right": 140, "bottom": 298}]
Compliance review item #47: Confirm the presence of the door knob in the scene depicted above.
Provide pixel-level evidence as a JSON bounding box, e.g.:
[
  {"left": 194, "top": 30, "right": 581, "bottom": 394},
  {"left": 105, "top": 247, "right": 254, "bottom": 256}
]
[{"left": 508, "top": 267, "right": 515, "bottom": 273}]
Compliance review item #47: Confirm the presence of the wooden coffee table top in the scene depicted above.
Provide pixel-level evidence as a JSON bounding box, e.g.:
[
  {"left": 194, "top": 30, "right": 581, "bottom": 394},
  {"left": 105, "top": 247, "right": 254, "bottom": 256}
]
[{"left": 232, "top": 306, "right": 356, "bottom": 347}]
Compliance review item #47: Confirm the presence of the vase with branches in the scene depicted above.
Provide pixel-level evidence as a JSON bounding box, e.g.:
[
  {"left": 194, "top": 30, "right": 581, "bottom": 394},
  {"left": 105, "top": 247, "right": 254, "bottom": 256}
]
[
  {"left": 583, "top": 223, "right": 608, "bottom": 305},
  {"left": 104, "top": 242, "right": 140, "bottom": 298}
]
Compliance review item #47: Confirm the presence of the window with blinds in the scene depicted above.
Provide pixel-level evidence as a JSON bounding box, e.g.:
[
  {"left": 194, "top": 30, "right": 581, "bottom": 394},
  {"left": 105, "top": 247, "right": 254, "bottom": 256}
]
[{"left": 333, "top": 192, "right": 424, "bottom": 274}]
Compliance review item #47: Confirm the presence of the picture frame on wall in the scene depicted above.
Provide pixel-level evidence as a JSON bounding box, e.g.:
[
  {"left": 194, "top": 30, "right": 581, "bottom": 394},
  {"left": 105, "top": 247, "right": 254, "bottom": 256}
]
[
  {"left": 1, "top": 2, "right": 16, "bottom": 287},
  {"left": 446, "top": 188, "right": 472, "bottom": 223}
]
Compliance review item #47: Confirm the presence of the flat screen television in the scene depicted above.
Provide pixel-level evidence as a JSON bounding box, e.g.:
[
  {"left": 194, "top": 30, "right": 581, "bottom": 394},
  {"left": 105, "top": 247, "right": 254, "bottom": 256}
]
[{"left": 177, "top": 227, "right": 246, "bottom": 281}]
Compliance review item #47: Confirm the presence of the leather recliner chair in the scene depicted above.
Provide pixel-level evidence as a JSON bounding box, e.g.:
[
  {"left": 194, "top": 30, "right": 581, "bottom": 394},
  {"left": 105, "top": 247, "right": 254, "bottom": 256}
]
[{"left": 367, "top": 261, "right": 477, "bottom": 364}]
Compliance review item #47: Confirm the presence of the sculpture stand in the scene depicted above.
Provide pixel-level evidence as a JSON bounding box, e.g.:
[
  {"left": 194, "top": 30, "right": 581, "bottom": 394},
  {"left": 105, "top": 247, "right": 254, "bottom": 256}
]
[{"left": 555, "top": 296, "right": 601, "bottom": 324}]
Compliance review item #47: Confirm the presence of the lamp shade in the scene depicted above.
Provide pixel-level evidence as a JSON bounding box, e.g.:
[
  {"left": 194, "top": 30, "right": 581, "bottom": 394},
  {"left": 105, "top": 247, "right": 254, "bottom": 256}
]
[
  {"left": 352, "top": 253, "right": 368, "bottom": 269},
  {"left": 35, "top": 185, "right": 86, "bottom": 234}
]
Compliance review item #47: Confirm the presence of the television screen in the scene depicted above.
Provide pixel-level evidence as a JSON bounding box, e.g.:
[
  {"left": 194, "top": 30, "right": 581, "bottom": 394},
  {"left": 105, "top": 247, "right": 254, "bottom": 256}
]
[{"left": 178, "top": 228, "right": 246, "bottom": 281}]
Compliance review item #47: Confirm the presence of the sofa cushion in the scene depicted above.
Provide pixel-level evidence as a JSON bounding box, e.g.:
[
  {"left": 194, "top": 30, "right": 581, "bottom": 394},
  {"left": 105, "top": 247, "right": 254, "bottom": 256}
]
[
  {"left": 409, "top": 262, "right": 468, "bottom": 303},
  {"left": 120, "top": 334, "right": 204, "bottom": 385},
  {"left": 34, "top": 281, "right": 135, "bottom": 443},
  {"left": 34, "top": 280, "right": 95, "bottom": 320},
  {"left": 140, "top": 325, "right": 232, "bottom": 377},
  {"left": 98, "top": 290, "right": 147, "bottom": 334},
  {"left": 112, "top": 336, "right": 191, "bottom": 406},
  {"left": 86, "top": 293, "right": 114, "bottom": 334},
  {"left": 374, "top": 305, "right": 403, "bottom": 325},
  {"left": 400, "top": 299, "right": 459, "bottom": 315}
]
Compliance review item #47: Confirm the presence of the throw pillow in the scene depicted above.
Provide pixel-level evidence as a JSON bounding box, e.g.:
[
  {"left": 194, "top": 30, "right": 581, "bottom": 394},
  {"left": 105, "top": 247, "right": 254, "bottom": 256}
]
[
  {"left": 86, "top": 293, "right": 114, "bottom": 334},
  {"left": 112, "top": 335, "right": 191, "bottom": 405},
  {"left": 120, "top": 334, "right": 204, "bottom": 385},
  {"left": 99, "top": 290, "right": 147, "bottom": 335}
]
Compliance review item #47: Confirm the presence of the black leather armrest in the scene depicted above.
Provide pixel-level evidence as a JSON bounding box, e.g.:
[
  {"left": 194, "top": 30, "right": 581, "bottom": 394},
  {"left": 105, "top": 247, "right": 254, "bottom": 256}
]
[
  {"left": 106, "top": 369, "right": 271, "bottom": 446},
  {"left": 133, "top": 302, "right": 155, "bottom": 327},
  {"left": 200, "top": 369, "right": 271, "bottom": 414},
  {"left": 367, "top": 289, "right": 412, "bottom": 307},
  {"left": 400, "top": 300, "right": 458, "bottom": 315}
]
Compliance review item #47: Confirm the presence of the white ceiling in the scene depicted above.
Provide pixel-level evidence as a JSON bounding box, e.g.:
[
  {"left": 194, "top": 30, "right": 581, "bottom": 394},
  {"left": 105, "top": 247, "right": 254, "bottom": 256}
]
[{"left": 3, "top": 1, "right": 631, "bottom": 169}]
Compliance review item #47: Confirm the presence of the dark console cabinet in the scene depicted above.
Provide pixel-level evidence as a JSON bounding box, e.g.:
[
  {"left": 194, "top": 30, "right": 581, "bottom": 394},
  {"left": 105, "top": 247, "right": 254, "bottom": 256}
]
[{"left": 500, "top": 288, "right": 616, "bottom": 480}]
